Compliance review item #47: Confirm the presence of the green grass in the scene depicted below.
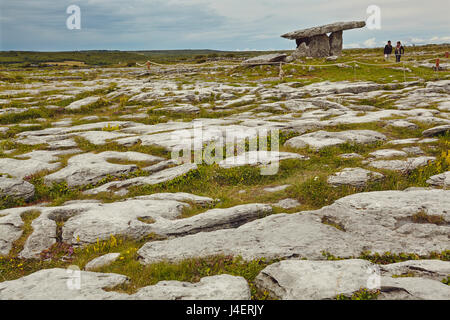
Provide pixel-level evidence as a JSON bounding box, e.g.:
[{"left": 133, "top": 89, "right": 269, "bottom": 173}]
[{"left": 336, "top": 288, "right": 381, "bottom": 300}]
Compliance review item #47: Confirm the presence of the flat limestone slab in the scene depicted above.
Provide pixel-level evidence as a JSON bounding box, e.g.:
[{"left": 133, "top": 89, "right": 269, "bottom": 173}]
[
  {"left": 327, "top": 167, "right": 384, "bottom": 188},
  {"left": 138, "top": 213, "right": 363, "bottom": 264},
  {"left": 44, "top": 151, "right": 164, "bottom": 187},
  {"left": 281, "top": 21, "right": 366, "bottom": 40},
  {"left": 85, "top": 253, "right": 121, "bottom": 271},
  {"left": 255, "top": 259, "right": 376, "bottom": 300},
  {"left": 369, "top": 156, "right": 435, "bottom": 172},
  {"left": 0, "top": 269, "right": 251, "bottom": 300},
  {"left": 83, "top": 163, "right": 198, "bottom": 196},
  {"left": 426, "top": 171, "right": 450, "bottom": 187},
  {"left": 0, "top": 197, "right": 270, "bottom": 258},
  {"left": 285, "top": 130, "right": 386, "bottom": 150},
  {"left": 65, "top": 96, "right": 100, "bottom": 110},
  {"left": 218, "top": 151, "right": 308, "bottom": 169},
  {"left": 0, "top": 175, "right": 35, "bottom": 200},
  {"left": 255, "top": 259, "right": 450, "bottom": 300},
  {"left": 242, "top": 54, "right": 287, "bottom": 65},
  {"left": 138, "top": 189, "right": 450, "bottom": 264}
]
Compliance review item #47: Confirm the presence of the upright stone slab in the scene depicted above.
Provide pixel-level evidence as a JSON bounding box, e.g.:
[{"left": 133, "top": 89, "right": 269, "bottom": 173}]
[
  {"left": 329, "top": 31, "right": 343, "bottom": 56},
  {"left": 308, "top": 34, "right": 331, "bottom": 58}
]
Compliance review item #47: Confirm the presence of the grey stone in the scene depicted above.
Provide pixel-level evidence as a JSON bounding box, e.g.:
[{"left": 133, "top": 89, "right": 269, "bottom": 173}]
[
  {"left": 313, "top": 189, "right": 449, "bottom": 255},
  {"left": 272, "top": 199, "right": 301, "bottom": 209},
  {"left": 379, "top": 277, "right": 450, "bottom": 300},
  {"left": 138, "top": 189, "right": 450, "bottom": 264},
  {"left": 388, "top": 120, "right": 419, "bottom": 129},
  {"left": 84, "top": 163, "right": 198, "bottom": 196},
  {"left": 263, "top": 185, "right": 291, "bottom": 193},
  {"left": 327, "top": 168, "right": 384, "bottom": 187},
  {"left": 44, "top": 152, "right": 163, "bottom": 187},
  {"left": 299, "top": 81, "right": 382, "bottom": 96},
  {"left": 135, "top": 192, "right": 215, "bottom": 207},
  {"left": 422, "top": 125, "right": 450, "bottom": 137},
  {"left": 285, "top": 130, "right": 386, "bottom": 150},
  {"left": 369, "top": 149, "right": 408, "bottom": 159},
  {"left": 141, "top": 159, "right": 179, "bottom": 173},
  {"left": 153, "top": 203, "right": 273, "bottom": 238},
  {"left": 0, "top": 196, "right": 270, "bottom": 258},
  {"left": 255, "top": 259, "right": 376, "bottom": 300},
  {"left": 381, "top": 260, "right": 450, "bottom": 281},
  {"left": 80, "top": 116, "right": 100, "bottom": 121},
  {"left": 75, "top": 131, "right": 133, "bottom": 145},
  {"left": 286, "top": 43, "right": 309, "bottom": 62},
  {"left": 388, "top": 138, "right": 438, "bottom": 145},
  {"left": 369, "top": 156, "right": 435, "bottom": 172},
  {"left": 0, "top": 269, "right": 250, "bottom": 300},
  {"left": 326, "top": 55, "right": 339, "bottom": 62},
  {"left": 130, "top": 274, "right": 251, "bottom": 300},
  {"left": 402, "top": 147, "right": 424, "bottom": 155},
  {"left": 218, "top": 151, "right": 308, "bottom": 169},
  {"left": 0, "top": 154, "right": 63, "bottom": 179},
  {"left": 281, "top": 21, "right": 366, "bottom": 40},
  {"left": 0, "top": 175, "right": 35, "bottom": 200},
  {"left": 426, "top": 171, "right": 450, "bottom": 187},
  {"left": 242, "top": 54, "right": 287, "bottom": 65},
  {"left": 85, "top": 253, "right": 121, "bottom": 271},
  {"left": 156, "top": 104, "right": 200, "bottom": 114},
  {"left": 65, "top": 96, "right": 100, "bottom": 111},
  {"left": 255, "top": 259, "right": 450, "bottom": 300},
  {"left": 0, "top": 268, "right": 129, "bottom": 300},
  {"left": 138, "top": 213, "right": 363, "bottom": 264},
  {"left": 307, "top": 34, "right": 331, "bottom": 58},
  {"left": 339, "top": 153, "right": 363, "bottom": 159},
  {"left": 329, "top": 31, "right": 343, "bottom": 56}
]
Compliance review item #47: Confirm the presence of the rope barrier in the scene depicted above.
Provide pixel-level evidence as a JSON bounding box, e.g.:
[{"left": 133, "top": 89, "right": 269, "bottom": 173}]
[
  {"left": 240, "top": 59, "right": 417, "bottom": 68},
  {"left": 136, "top": 59, "right": 242, "bottom": 68},
  {"left": 136, "top": 60, "right": 166, "bottom": 67}
]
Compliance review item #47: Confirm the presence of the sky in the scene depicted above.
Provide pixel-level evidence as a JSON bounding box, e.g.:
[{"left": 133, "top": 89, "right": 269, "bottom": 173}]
[{"left": 0, "top": 0, "right": 449, "bottom": 51}]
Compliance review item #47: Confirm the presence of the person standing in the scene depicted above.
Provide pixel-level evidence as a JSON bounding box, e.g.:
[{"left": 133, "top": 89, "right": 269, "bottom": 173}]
[
  {"left": 395, "top": 41, "right": 405, "bottom": 62},
  {"left": 384, "top": 40, "right": 393, "bottom": 60}
]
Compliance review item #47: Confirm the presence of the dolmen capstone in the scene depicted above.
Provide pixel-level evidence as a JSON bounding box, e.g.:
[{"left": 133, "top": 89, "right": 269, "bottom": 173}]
[{"left": 282, "top": 21, "right": 366, "bottom": 60}]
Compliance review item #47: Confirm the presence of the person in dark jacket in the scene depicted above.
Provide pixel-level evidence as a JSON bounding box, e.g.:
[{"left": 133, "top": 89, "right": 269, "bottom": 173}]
[
  {"left": 384, "top": 41, "right": 393, "bottom": 60},
  {"left": 395, "top": 41, "right": 405, "bottom": 62}
]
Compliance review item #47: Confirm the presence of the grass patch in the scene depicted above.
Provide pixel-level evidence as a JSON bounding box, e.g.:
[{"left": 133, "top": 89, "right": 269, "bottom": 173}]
[
  {"left": 322, "top": 250, "right": 450, "bottom": 264},
  {"left": 0, "top": 107, "right": 56, "bottom": 125},
  {"left": 392, "top": 272, "right": 416, "bottom": 278},
  {"left": 411, "top": 210, "right": 446, "bottom": 225},
  {"left": 321, "top": 216, "right": 346, "bottom": 232},
  {"left": 336, "top": 288, "right": 381, "bottom": 300},
  {"left": 98, "top": 254, "right": 278, "bottom": 300},
  {"left": 8, "top": 210, "right": 41, "bottom": 257}
]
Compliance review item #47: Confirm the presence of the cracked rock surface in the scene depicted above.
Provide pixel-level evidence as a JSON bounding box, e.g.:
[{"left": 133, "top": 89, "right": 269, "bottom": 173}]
[
  {"left": 138, "top": 189, "right": 449, "bottom": 264},
  {"left": 255, "top": 259, "right": 450, "bottom": 300},
  {"left": 0, "top": 269, "right": 250, "bottom": 300}
]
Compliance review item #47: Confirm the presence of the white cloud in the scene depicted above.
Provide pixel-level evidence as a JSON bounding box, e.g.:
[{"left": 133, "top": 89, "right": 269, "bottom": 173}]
[
  {"left": 344, "top": 43, "right": 361, "bottom": 48},
  {"left": 430, "top": 36, "right": 450, "bottom": 42},
  {"left": 410, "top": 37, "right": 426, "bottom": 43},
  {"left": 363, "top": 38, "right": 377, "bottom": 47},
  {"left": 1, "top": 0, "right": 449, "bottom": 50}
]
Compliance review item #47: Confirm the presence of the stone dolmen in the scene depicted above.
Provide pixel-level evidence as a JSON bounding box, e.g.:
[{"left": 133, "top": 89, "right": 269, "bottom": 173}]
[{"left": 282, "top": 21, "right": 366, "bottom": 59}]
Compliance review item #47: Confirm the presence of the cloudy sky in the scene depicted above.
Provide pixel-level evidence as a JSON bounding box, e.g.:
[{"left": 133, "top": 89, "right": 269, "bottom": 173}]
[{"left": 0, "top": 0, "right": 449, "bottom": 51}]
